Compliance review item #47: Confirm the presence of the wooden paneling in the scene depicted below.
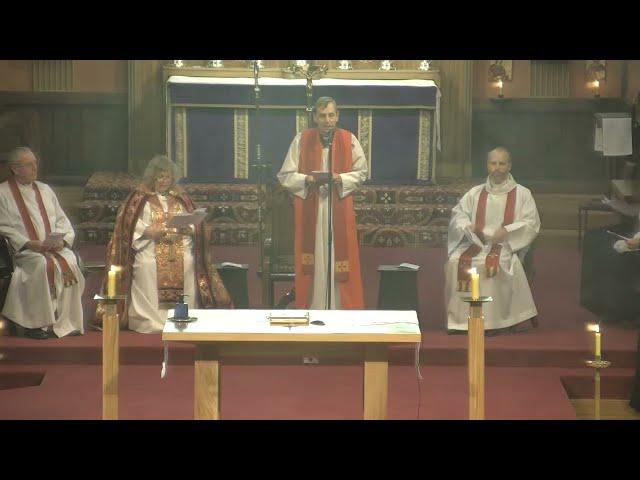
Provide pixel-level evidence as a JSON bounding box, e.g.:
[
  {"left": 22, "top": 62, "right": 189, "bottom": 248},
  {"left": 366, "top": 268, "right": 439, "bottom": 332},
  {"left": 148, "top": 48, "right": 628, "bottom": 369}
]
[
  {"left": 439, "top": 60, "right": 473, "bottom": 179},
  {"left": 128, "top": 60, "right": 165, "bottom": 174},
  {"left": 530, "top": 61, "right": 569, "bottom": 97},
  {"left": 33, "top": 60, "right": 73, "bottom": 92},
  {"left": 73, "top": 60, "right": 128, "bottom": 93},
  {"left": 0, "top": 61, "right": 32, "bottom": 91},
  {"left": 472, "top": 98, "right": 628, "bottom": 181},
  {"left": 0, "top": 92, "right": 128, "bottom": 181}
]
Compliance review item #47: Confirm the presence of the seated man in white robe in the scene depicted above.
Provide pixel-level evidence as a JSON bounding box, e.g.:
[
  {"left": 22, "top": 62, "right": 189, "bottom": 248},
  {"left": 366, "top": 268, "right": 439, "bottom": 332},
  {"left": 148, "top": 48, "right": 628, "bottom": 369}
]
[
  {"left": 444, "top": 147, "right": 540, "bottom": 335},
  {"left": 0, "top": 147, "right": 84, "bottom": 339}
]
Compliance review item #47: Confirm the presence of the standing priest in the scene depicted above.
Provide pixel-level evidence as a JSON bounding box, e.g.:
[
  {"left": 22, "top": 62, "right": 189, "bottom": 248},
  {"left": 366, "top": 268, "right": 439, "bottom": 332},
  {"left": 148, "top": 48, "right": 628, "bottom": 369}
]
[
  {"left": 444, "top": 147, "right": 540, "bottom": 334},
  {"left": 277, "top": 97, "right": 367, "bottom": 309}
]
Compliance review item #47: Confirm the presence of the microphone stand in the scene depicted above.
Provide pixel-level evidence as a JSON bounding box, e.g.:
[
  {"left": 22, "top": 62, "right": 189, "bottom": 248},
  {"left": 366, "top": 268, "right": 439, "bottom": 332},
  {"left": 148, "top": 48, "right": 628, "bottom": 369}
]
[
  {"left": 325, "top": 132, "right": 334, "bottom": 310},
  {"left": 250, "top": 61, "right": 272, "bottom": 306}
]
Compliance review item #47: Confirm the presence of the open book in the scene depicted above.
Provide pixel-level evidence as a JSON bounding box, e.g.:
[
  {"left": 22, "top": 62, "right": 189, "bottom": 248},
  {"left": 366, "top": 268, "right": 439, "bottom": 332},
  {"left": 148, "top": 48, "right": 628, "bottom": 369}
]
[
  {"left": 218, "top": 261, "right": 246, "bottom": 269},
  {"left": 601, "top": 196, "right": 640, "bottom": 218},
  {"left": 166, "top": 208, "right": 208, "bottom": 228},
  {"left": 42, "top": 232, "right": 66, "bottom": 248},
  {"left": 311, "top": 170, "right": 331, "bottom": 184},
  {"left": 397, "top": 262, "right": 420, "bottom": 271}
]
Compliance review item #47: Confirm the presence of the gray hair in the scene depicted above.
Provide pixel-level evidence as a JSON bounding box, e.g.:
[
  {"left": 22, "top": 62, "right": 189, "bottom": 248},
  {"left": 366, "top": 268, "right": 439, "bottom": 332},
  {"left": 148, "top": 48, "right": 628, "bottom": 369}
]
[
  {"left": 141, "top": 155, "right": 181, "bottom": 189},
  {"left": 487, "top": 147, "right": 511, "bottom": 164},
  {"left": 314, "top": 96, "right": 338, "bottom": 112},
  {"left": 8, "top": 147, "right": 35, "bottom": 169}
]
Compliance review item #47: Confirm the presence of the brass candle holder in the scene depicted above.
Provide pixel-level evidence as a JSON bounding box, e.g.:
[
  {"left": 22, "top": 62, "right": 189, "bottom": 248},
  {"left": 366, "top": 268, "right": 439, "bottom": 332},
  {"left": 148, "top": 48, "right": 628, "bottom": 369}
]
[
  {"left": 462, "top": 296, "right": 493, "bottom": 420},
  {"left": 94, "top": 294, "right": 127, "bottom": 420},
  {"left": 585, "top": 357, "right": 612, "bottom": 420}
]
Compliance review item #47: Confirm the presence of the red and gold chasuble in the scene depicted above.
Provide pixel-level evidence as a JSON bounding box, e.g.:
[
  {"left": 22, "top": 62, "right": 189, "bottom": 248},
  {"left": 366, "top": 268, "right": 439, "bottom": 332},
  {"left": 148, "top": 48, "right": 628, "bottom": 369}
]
[
  {"left": 457, "top": 187, "right": 517, "bottom": 291},
  {"left": 95, "top": 184, "right": 232, "bottom": 328},
  {"left": 146, "top": 195, "right": 187, "bottom": 305}
]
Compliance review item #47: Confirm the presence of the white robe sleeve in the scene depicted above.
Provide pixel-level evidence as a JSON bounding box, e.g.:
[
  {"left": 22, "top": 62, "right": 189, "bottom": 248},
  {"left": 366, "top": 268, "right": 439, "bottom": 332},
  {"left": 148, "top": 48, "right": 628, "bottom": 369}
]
[
  {"left": 338, "top": 134, "right": 368, "bottom": 198},
  {"left": 0, "top": 189, "right": 30, "bottom": 251},
  {"left": 132, "top": 202, "right": 153, "bottom": 252},
  {"left": 505, "top": 188, "right": 540, "bottom": 252},
  {"left": 277, "top": 134, "right": 309, "bottom": 199},
  {"left": 447, "top": 187, "right": 483, "bottom": 256}
]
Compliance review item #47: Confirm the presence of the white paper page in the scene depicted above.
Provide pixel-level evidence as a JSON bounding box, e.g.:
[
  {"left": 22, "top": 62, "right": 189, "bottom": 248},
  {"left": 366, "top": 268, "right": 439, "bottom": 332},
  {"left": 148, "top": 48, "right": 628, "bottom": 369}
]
[
  {"left": 602, "top": 117, "right": 632, "bottom": 156},
  {"left": 594, "top": 126, "right": 603, "bottom": 152},
  {"left": 166, "top": 208, "right": 207, "bottom": 228},
  {"left": 43, "top": 232, "right": 65, "bottom": 247}
]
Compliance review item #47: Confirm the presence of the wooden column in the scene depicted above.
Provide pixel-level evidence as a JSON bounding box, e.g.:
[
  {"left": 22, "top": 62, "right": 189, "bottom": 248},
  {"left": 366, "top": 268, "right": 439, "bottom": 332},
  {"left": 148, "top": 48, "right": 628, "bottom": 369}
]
[
  {"left": 437, "top": 60, "right": 474, "bottom": 180},
  {"left": 363, "top": 344, "right": 388, "bottom": 420},
  {"left": 468, "top": 305, "right": 485, "bottom": 420},
  {"left": 194, "top": 345, "right": 221, "bottom": 420},
  {"left": 102, "top": 304, "right": 119, "bottom": 420},
  {"left": 128, "top": 60, "right": 166, "bottom": 174}
]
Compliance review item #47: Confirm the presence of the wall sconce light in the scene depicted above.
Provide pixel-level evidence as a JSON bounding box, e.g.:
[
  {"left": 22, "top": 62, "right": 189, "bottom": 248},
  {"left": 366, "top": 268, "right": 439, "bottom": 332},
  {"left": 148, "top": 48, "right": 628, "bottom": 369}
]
[
  {"left": 593, "top": 79, "right": 600, "bottom": 98},
  {"left": 489, "top": 61, "right": 512, "bottom": 99}
]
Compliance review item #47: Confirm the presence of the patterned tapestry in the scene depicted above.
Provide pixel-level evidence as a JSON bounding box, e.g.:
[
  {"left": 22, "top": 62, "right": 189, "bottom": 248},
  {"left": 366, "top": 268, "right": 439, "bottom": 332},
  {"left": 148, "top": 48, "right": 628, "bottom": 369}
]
[{"left": 75, "top": 172, "right": 473, "bottom": 248}]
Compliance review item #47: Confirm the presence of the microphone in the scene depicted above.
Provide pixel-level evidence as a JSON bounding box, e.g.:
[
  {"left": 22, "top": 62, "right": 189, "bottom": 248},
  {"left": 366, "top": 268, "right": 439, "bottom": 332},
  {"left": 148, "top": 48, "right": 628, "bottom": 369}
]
[{"left": 320, "top": 128, "right": 335, "bottom": 148}]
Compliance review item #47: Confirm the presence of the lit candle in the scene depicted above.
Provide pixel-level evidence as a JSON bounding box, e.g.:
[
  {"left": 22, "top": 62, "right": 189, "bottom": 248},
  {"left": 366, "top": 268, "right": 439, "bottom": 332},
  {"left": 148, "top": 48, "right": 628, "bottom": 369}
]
[
  {"left": 588, "top": 324, "right": 602, "bottom": 358},
  {"left": 594, "top": 80, "right": 600, "bottom": 97},
  {"left": 107, "top": 265, "right": 117, "bottom": 297},
  {"left": 497, "top": 79, "right": 504, "bottom": 97},
  {"left": 469, "top": 267, "right": 480, "bottom": 300}
]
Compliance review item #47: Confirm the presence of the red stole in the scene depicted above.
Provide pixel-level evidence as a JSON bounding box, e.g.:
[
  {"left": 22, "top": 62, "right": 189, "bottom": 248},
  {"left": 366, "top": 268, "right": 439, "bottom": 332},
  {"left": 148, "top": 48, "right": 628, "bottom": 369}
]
[
  {"left": 8, "top": 179, "right": 77, "bottom": 298},
  {"left": 457, "top": 186, "right": 517, "bottom": 291},
  {"left": 296, "top": 128, "right": 352, "bottom": 282}
]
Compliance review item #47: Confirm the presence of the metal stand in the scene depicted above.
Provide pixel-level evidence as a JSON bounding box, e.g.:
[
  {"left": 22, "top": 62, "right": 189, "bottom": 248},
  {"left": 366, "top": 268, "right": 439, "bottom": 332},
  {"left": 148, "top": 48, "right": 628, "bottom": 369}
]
[
  {"left": 94, "top": 294, "right": 127, "bottom": 420},
  {"left": 325, "top": 135, "right": 334, "bottom": 310},
  {"left": 250, "top": 61, "right": 273, "bottom": 308},
  {"left": 462, "top": 296, "right": 493, "bottom": 420},
  {"left": 585, "top": 358, "right": 612, "bottom": 420}
]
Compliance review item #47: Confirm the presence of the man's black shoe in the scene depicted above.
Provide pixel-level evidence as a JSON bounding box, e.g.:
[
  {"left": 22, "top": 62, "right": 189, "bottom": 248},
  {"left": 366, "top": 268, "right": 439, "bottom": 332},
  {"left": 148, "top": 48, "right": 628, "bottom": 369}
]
[
  {"left": 446, "top": 329, "right": 466, "bottom": 335},
  {"left": 49, "top": 330, "right": 83, "bottom": 338},
  {"left": 485, "top": 328, "right": 505, "bottom": 337},
  {"left": 19, "top": 328, "right": 49, "bottom": 340}
]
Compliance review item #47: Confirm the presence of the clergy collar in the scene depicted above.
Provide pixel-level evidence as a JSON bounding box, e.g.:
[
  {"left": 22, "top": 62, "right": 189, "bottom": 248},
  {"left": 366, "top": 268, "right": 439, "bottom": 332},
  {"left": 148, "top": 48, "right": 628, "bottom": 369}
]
[{"left": 485, "top": 173, "right": 516, "bottom": 195}]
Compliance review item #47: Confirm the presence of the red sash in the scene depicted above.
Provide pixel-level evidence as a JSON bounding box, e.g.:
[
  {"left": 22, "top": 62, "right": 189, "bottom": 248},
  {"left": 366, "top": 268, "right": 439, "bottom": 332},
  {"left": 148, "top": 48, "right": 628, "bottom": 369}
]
[
  {"left": 457, "top": 186, "right": 516, "bottom": 291},
  {"left": 296, "top": 128, "right": 352, "bottom": 282},
  {"left": 8, "top": 179, "right": 78, "bottom": 298}
]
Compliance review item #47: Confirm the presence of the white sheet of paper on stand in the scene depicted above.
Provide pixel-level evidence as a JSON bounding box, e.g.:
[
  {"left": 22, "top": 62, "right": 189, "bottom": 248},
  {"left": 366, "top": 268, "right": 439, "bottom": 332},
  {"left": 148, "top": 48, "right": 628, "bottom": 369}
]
[
  {"left": 220, "top": 262, "right": 244, "bottom": 269},
  {"left": 602, "top": 117, "right": 632, "bottom": 156},
  {"left": 398, "top": 262, "right": 420, "bottom": 270},
  {"left": 166, "top": 208, "right": 208, "bottom": 228}
]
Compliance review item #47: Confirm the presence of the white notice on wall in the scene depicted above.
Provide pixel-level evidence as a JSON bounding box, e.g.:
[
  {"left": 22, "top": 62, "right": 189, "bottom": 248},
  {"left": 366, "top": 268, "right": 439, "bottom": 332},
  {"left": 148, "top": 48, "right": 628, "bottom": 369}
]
[
  {"left": 602, "top": 117, "right": 632, "bottom": 156},
  {"left": 594, "top": 127, "right": 603, "bottom": 152}
]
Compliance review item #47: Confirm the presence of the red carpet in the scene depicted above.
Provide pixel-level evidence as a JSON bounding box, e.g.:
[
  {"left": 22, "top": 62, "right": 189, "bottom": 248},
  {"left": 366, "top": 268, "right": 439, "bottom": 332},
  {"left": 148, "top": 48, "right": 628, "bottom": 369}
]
[{"left": 0, "top": 246, "right": 638, "bottom": 419}]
